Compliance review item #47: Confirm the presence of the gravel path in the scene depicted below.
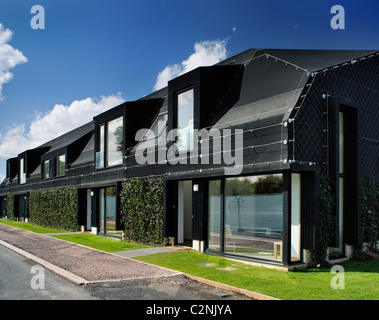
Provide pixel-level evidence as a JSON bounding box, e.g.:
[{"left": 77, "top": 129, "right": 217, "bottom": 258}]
[{"left": 0, "top": 224, "right": 179, "bottom": 283}]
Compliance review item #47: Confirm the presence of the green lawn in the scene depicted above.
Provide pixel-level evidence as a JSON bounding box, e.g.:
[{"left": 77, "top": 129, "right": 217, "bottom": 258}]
[
  {"left": 2, "top": 219, "right": 378, "bottom": 300},
  {"left": 51, "top": 233, "right": 151, "bottom": 253},
  {"left": 136, "top": 250, "right": 379, "bottom": 300},
  {"left": 0, "top": 219, "right": 151, "bottom": 253},
  {"left": 0, "top": 219, "right": 67, "bottom": 234}
]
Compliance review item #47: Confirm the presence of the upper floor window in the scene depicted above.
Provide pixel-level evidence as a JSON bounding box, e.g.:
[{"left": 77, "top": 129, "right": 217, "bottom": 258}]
[
  {"left": 177, "top": 89, "right": 194, "bottom": 153},
  {"left": 42, "top": 159, "right": 51, "bottom": 179},
  {"left": 96, "top": 116, "right": 124, "bottom": 169},
  {"left": 19, "top": 158, "right": 26, "bottom": 184},
  {"left": 56, "top": 154, "right": 66, "bottom": 177}
]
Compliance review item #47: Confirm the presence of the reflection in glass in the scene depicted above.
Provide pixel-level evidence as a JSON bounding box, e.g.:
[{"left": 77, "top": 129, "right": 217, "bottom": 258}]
[
  {"left": 106, "top": 117, "right": 123, "bottom": 167},
  {"left": 43, "top": 160, "right": 51, "bottom": 179},
  {"left": 224, "top": 174, "right": 283, "bottom": 261},
  {"left": 177, "top": 89, "right": 194, "bottom": 153},
  {"left": 99, "top": 188, "right": 105, "bottom": 234},
  {"left": 208, "top": 180, "right": 221, "bottom": 251},
  {"left": 56, "top": 154, "right": 66, "bottom": 177},
  {"left": 105, "top": 187, "right": 117, "bottom": 233},
  {"left": 291, "top": 173, "right": 301, "bottom": 261},
  {"left": 96, "top": 125, "right": 105, "bottom": 169},
  {"left": 20, "top": 158, "right": 26, "bottom": 184}
]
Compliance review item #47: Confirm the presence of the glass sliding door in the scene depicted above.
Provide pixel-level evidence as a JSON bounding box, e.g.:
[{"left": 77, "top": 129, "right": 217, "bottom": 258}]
[
  {"left": 105, "top": 187, "right": 117, "bottom": 233},
  {"left": 98, "top": 186, "right": 119, "bottom": 236},
  {"left": 224, "top": 174, "right": 283, "bottom": 261},
  {"left": 208, "top": 180, "right": 222, "bottom": 251},
  {"left": 99, "top": 188, "right": 105, "bottom": 234}
]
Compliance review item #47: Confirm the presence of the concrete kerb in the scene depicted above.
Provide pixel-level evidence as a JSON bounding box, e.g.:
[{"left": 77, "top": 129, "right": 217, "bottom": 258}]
[
  {"left": 184, "top": 274, "right": 280, "bottom": 300},
  {"left": 0, "top": 239, "right": 89, "bottom": 285},
  {"left": 0, "top": 224, "right": 280, "bottom": 300}
]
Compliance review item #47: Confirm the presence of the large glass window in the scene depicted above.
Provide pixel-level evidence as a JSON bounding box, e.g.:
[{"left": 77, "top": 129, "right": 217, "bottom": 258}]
[
  {"left": 106, "top": 117, "right": 123, "bottom": 167},
  {"left": 42, "top": 160, "right": 51, "bottom": 179},
  {"left": 56, "top": 154, "right": 66, "bottom": 177},
  {"left": 208, "top": 180, "right": 222, "bottom": 251},
  {"left": 291, "top": 173, "right": 301, "bottom": 261},
  {"left": 96, "top": 124, "right": 105, "bottom": 169},
  {"left": 19, "top": 158, "right": 26, "bottom": 184},
  {"left": 224, "top": 174, "right": 283, "bottom": 261},
  {"left": 96, "top": 116, "right": 123, "bottom": 169},
  {"left": 177, "top": 89, "right": 194, "bottom": 153},
  {"left": 208, "top": 174, "right": 284, "bottom": 262}
]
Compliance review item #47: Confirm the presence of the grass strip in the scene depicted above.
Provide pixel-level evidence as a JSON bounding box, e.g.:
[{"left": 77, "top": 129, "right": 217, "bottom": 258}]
[
  {"left": 0, "top": 219, "right": 67, "bottom": 234},
  {"left": 136, "top": 250, "right": 379, "bottom": 300},
  {"left": 50, "top": 233, "right": 152, "bottom": 253}
]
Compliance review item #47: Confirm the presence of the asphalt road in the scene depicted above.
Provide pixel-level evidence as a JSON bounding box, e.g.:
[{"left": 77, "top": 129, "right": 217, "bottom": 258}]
[
  {"left": 0, "top": 244, "right": 252, "bottom": 301},
  {"left": 0, "top": 244, "right": 97, "bottom": 300}
]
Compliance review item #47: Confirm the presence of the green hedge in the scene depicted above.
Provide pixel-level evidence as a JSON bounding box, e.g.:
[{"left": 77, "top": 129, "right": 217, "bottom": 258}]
[
  {"left": 361, "top": 176, "right": 379, "bottom": 252},
  {"left": 120, "top": 178, "right": 168, "bottom": 246},
  {"left": 311, "top": 173, "right": 336, "bottom": 267},
  {"left": 28, "top": 187, "right": 78, "bottom": 231},
  {"left": 6, "top": 193, "right": 15, "bottom": 220}
]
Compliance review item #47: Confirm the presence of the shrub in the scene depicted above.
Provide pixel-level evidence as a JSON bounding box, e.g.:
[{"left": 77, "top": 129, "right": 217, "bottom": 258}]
[
  {"left": 6, "top": 193, "right": 15, "bottom": 220},
  {"left": 28, "top": 187, "right": 78, "bottom": 231},
  {"left": 310, "top": 173, "right": 336, "bottom": 267},
  {"left": 120, "top": 178, "right": 168, "bottom": 246},
  {"left": 361, "top": 176, "right": 379, "bottom": 252}
]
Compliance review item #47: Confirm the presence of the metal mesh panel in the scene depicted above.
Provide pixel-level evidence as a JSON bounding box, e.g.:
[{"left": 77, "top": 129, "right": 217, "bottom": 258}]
[{"left": 293, "top": 55, "right": 379, "bottom": 180}]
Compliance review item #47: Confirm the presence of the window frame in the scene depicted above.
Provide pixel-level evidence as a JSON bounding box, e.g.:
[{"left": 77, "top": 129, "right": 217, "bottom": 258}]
[
  {"left": 175, "top": 87, "right": 194, "bottom": 154},
  {"left": 206, "top": 172, "right": 287, "bottom": 264},
  {"left": 19, "top": 158, "right": 26, "bottom": 185},
  {"left": 55, "top": 154, "right": 66, "bottom": 177},
  {"left": 42, "top": 159, "right": 52, "bottom": 180},
  {"left": 96, "top": 115, "right": 124, "bottom": 170}
]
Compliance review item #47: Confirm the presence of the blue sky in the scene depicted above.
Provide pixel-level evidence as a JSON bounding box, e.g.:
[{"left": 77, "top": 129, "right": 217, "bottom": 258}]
[{"left": 0, "top": 0, "right": 378, "bottom": 179}]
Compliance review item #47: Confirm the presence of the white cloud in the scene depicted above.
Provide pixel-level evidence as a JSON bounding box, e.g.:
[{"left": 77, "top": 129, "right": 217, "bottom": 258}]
[
  {"left": 0, "top": 23, "right": 28, "bottom": 101},
  {"left": 0, "top": 93, "right": 125, "bottom": 158},
  {"left": 153, "top": 39, "right": 228, "bottom": 91}
]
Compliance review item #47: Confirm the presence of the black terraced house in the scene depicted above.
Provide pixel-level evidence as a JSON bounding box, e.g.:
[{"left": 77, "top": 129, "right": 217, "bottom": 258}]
[{"left": 0, "top": 49, "right": 378, "bottom": 268}]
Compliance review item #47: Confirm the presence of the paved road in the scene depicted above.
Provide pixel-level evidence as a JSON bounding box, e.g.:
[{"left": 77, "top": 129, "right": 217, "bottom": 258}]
[
  {"left": 0, "top": 245, "right": 97, "bottom": 300},
  {"left": 0, "top": 223, "right": 252, "bottom": 300}
]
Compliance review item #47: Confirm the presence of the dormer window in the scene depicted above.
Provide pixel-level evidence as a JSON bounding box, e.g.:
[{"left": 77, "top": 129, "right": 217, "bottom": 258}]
[
  {"left": 42, "top": 159, "right": 51, "bottom": 179},
  {"left": 19, "top": 158, "right": 26, "bottom": 184},
  {"left": 176, "top": 88, "right": 194, "bottom": 153},
  {"left": 96, "top": 116, "right": 124, "bottom": 169},
  {"left": 56, "top": 154, "right": 66, "bottom": 177}
]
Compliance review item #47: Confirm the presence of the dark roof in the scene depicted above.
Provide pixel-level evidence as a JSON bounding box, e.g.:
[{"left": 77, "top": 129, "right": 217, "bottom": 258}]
[
  {"left": 211, "top": 48, "right": 379, "bottom": 128},
  {"left": 38, "top": 121, "right": 95, "bottom": 152},
  {"left": 218, "top": 48, "right": 379, "bottom": 72}
]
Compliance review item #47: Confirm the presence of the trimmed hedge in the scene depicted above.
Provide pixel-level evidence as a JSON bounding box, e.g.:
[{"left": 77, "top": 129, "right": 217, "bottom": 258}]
[
  {"left": 120, "top": 178, "right": 168, "bottom": 246},
  {"left": 28, "top": 187, "right": 79, "bottom": 231},
  {"left": 310, "top": 173, "right": 336, "bottom": 267},
  {"left": 6, "top": 193, "right": 15, "bottom": 220},
  {"left": 361, "top": 176, "right": 379, "bottom": 252}
]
